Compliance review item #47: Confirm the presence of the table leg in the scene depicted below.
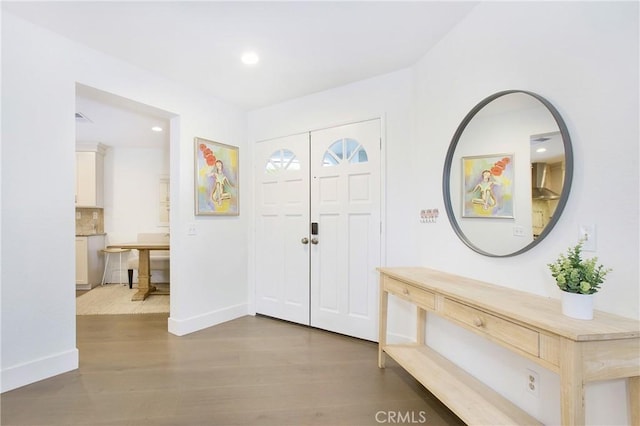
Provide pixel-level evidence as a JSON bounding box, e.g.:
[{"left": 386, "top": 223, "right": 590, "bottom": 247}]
[
  {"left": 417, "top": 307, "right": 426, "bottom": 345},
  {"left": 559, "top": 339, "right": 586, "bottom": 425},
  {"left": 629, "top": 376, "right": 639, "bottom": 426},
  {"left": 118, "top": 251, "right": 123, "bottom": 286},
  {"left": 131, "top": 249, "right": 156, "bottom": 301},
  {"left": 378, "top": 289, "right": 388, "bottom": 368}
]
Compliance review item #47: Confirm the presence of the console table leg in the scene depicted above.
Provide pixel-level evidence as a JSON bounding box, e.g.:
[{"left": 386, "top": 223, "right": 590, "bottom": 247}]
[
  {"left": 417, "top": 307, "right": 426, "bottom": 345},
  {"left": 629, "top": 376, "right": 639, "bottom": 426},
  {"left": 378, "top": 290, "right": 388, "bottom": 368},
  {"left": 559, "top": 339, "right": 586, "bottom": 425}
]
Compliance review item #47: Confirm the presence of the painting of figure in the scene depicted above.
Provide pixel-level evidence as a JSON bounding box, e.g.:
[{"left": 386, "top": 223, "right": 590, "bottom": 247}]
[
  {"left": 195, "top": 137, "right": 239, "bottom": 216},
  {"left": 462, "top": 154, "right": 514, "bottom": 218}
]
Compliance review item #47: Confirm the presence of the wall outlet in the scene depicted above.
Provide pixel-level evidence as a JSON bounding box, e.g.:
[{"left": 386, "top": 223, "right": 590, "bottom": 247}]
[
  {"left": 92, "top": 211, "right": 98, "bottom": 220},
  {"left": 513, "top": 225, "right": 525, "bottom": 237},
  {"left": 76, "top": 211, "right": 82, "bottom": 220},
  {"left": 526, "top": 368, "right": 540, "bottom": 397}
]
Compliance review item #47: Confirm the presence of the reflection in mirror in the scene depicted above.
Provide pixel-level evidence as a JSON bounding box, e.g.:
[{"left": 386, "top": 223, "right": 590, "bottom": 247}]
[
  {"left": 443, "top": 91, "right": 573, "bottom": 257},
  {"left": 531, "top": 131, "right": 564, "bottom": 237}
]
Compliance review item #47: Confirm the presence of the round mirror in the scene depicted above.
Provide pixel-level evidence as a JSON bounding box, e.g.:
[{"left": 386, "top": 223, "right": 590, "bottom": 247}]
[{"left": 442, "top": 90, "right": 573, "bottom": 257}]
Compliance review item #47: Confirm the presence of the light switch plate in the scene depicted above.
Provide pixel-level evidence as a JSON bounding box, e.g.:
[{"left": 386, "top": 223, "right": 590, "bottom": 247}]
[{"left": 579, "top": 224, "right": 596, "bottom": 251}]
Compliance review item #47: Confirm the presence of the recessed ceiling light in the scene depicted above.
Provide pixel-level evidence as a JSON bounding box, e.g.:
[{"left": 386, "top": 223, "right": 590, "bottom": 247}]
[
  {"left": 241, "top": 51, "right": 259, "bottom": 65},
  {"left": 151, "top": 126, "right": 163, "bottom": 132},
  {"left": 536, "top": 147, "right": 547, "bottom": 153}
]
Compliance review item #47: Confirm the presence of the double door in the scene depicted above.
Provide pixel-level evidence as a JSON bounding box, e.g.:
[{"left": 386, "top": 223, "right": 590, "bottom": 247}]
[{"left": 254, "top": 119, "right": 381, "bottom": 341}]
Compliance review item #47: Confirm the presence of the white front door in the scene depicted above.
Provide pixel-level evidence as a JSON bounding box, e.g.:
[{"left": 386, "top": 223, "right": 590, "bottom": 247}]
[
  {"left": 254, "top": 119, "right": 382, "bottom": 341},
  {"left": 310, "top": 119, "right": 381, "bottom": 341},
  {"left": 254, "top": 133, "right": 310, "bottom": 325}
]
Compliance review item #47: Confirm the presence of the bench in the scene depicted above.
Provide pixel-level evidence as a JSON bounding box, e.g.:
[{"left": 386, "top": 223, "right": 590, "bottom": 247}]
[{"left": 127, "top": 233, "right": 170, "bottom": 289}]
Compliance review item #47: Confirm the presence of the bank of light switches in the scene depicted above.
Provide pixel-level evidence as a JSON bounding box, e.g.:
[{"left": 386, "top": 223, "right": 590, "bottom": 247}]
[{"left": 420, "top": 208, "right": 439, "bottom": 223}]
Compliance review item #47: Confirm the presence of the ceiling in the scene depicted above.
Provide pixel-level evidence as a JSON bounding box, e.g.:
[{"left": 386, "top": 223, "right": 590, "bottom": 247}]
[
  {"left": 3, "top": 1, "right": 478, "bottom": 111},
  {"left": 75, "top": 84, "right": 172, "bottom": 149},
  {"left": 4, "top": 1, "right": 478, "bottom": 148}
]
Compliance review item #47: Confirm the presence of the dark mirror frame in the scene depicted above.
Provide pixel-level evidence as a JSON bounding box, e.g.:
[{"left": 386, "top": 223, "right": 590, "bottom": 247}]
[{"left": 442, "top": 90, "right": 574, "bottom": 257}]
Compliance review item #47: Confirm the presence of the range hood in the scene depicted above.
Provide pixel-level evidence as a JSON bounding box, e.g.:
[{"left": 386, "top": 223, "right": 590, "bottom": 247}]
[{"left": 531, "top": 163, "right": 560, "bottom": 200}]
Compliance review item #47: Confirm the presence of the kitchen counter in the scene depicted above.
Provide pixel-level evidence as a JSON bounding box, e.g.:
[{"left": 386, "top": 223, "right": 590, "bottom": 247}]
[{"left": 76, "top": 233, "right": 107, "bottom": 237}]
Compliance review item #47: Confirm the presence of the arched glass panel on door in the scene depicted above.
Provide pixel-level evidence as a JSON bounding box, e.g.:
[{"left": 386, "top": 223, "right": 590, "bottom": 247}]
[
  {"left": 265, "top": 149, "right": 300, "bottom": 173},
  {"left": 322, "top": 138, "right": 369, "bottom": 167}
]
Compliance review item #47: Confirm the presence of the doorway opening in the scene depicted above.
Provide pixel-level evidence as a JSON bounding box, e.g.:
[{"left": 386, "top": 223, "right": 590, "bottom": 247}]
[{"left": 74, "top": 83, "right": 175, "bottom": 317}]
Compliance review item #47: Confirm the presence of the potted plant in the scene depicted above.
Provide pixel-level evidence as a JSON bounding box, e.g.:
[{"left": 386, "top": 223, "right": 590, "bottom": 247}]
[{"left": 547, "top": 239, "right": 612, "bottom": 319}]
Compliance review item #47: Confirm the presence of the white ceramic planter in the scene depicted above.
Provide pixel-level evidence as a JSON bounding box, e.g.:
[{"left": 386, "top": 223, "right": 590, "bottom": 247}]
[{"left": 561, "top": 291, "right": 594, "bottom": 320}]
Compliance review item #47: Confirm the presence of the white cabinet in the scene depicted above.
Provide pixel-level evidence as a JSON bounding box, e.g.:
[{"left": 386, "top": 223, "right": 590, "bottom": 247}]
[
  {"left": 75, "top": 237, "right": 89, "bottom": 284},
  {"left": 158, "top": 176, "right": 170, "bottom": 226},
  {"left": 76, "top": 235, "right": 105, "bottom": 289},
  {"left": 76, "top": 143, "right": 107, "bottom": 207}
]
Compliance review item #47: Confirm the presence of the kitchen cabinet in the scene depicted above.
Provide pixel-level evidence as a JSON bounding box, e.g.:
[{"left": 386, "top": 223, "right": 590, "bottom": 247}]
[
  {"left": 76, "top": 235, "right": 105, "bottom": 289},
  {"left": 158, "top": 176, "right": 170, "bottom": 226},
  {"left": 76, "top": 143, "right": 107, "bottom": 207}
]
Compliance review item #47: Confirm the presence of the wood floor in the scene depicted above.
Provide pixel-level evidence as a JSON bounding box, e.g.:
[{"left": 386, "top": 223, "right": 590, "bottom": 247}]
[{"left": 1, "top": 314, "right": 465, "bottom": 426}]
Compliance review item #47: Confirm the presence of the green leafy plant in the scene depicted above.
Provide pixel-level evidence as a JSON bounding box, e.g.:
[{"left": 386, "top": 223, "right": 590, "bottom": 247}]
[{"left": 548, "top": 240, "right": 612, "bottom": 295}]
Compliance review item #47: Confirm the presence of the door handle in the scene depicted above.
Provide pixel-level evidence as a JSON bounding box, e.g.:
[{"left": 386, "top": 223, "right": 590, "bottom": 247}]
[
  {"left": 301, "top": 237, "right": 309, "bottom": 244},
  {"left": 311, "top": 237, "right": 319, "bottom": 245}
]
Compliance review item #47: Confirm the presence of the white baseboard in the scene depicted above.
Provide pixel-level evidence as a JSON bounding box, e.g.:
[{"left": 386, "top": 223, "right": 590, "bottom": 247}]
[
  {"left": 1, "top": 348, "right": 78, "bottom": 393},
  {"left": 386, "top": 331, "right": 415, "bottom": 344},
  {"left": 168, "top": 303, "right": 249, "bottom": 336},
  {"left": 76, "top": 283, "right": 98, "bottom": 290}
]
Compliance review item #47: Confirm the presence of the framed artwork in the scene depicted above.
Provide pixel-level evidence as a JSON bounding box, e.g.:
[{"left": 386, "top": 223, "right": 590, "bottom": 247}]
[
  {"left": 462, "top": 153, "right": 514, "bottom": 218},
  {"left": 194, "top": 137, "right": 239, "bottom": 216}
]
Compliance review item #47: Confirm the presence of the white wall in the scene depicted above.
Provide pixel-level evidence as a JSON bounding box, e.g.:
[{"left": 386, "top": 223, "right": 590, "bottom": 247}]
[
  {"left": 248, "top": 2, "right": 638, "bottom": 425},
  {"left": 1, "top": 12, "right": 249, "bottom": 392},
  {"left": 103, "top": 146, "right": 170, "bottom": 283},
  {"left": 411, "top": 2, "right": 638, "bottom": 425},
  {"left": 104, "top": 147, "right": 170, "bottom": 242},
  {"left": 413, "top": 2, "right": 638, "bottom": 312}
]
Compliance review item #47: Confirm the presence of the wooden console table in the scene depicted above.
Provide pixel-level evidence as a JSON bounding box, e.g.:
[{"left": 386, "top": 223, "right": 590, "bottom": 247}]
[
  {"left": 378, "top": 267, "right": 639, "bottom": 425},
  {"left": 107, "top": 242, "right": 169, "bottom": 301}
]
